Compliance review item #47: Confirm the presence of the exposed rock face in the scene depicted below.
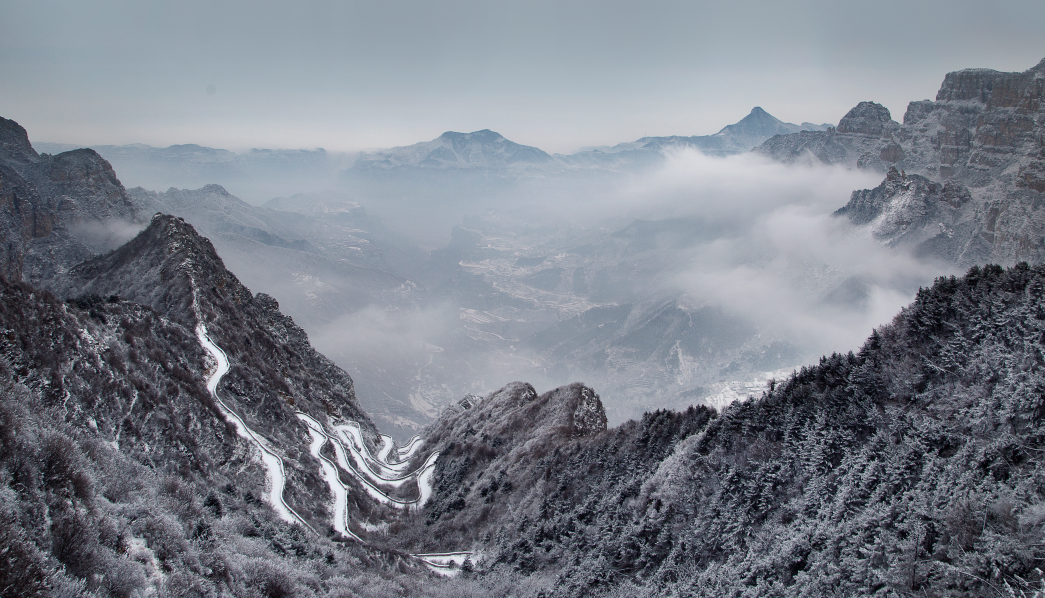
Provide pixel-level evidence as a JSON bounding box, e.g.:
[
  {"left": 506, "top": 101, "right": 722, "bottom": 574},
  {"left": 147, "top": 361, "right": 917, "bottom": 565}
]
[
  {"left": 571, "top": 385, "right": 608, "bottom": 437},
  {"left": 761, "top": 58, "right": 1045, "bottom": 266},
  {"left": 0, "top": 117, "right": 144, "bottom": 285},
  {"left": 836, "top": 101, "right": 901, "bottom": 137},
  {"left": 834, "top": 167, "right": 975, "bottom": 259},
  {"left": 755, "top": 101, "right": 903, "bottom": 171}
]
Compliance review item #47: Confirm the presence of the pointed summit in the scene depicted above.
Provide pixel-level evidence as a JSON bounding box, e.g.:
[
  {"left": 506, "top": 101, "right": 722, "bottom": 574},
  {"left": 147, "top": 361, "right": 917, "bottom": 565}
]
[
  {"left": 712, "top": 106, "right": 803, "bottom": 144},
  {"left": 0, "top": 116, "right": 40, "bottom": 169},
  {"left": 56, "top": 213, "right": 377, "bottom": 438},
  {"left": 60, "top": 213, "right": 237, "bottom": 326},
  {"left": 632, "top": 107, "right": 828, "bottom": 157}
]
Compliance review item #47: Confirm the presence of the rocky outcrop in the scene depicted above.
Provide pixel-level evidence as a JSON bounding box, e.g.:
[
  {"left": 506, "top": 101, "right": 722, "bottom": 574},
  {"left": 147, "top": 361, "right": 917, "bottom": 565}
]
[
  {"left": 0, "top": 116, "right": 145, "bottom": 285},
  {"left": 392, "top": 381, "right": 607, "bottom": 552},
  {"left": 836, "top": 101, "right": 901, "bottom": 137},
  {"left": 755, "top": 102, "right": 903, "bottom": 171},
  {"left": 761, "top": 58, "right": 1045, "bottom": 267},
  {"left": 834, "top": 167, "right": 980, "bottom": 261}
]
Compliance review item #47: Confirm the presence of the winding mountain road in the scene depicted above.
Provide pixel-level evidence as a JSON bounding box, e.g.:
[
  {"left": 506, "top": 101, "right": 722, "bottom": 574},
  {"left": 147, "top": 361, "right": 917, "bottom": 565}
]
[
  {"left": 196, "top": 323, "right": 313, "bottom": 531},
  {"left": 193, "top": 294, "right": 469, "bottom": 571}
]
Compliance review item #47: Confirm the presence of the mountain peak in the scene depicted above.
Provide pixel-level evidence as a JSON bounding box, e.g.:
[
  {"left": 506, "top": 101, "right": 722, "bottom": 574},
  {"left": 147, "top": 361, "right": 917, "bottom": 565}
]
[
  {"left": 836, "top": 101, "right": 898, "bottom": 136},
  {"left": 355, "top": 128, "right": 552, "bottom": 171},
  {"left": 57, "top": 212, "right": 377, "bottom": 437},
  {"left": 0, "top": 116, "right": 40, "bottom": 168},
  {"left": 439, "top": 129, "right": 502, "bottom": 140},
  {"left": 61, "top": 213, "right": 240, "bottom": 327},
  {"left": 706, "top": 106, "right": 810, "bottom": 145}
]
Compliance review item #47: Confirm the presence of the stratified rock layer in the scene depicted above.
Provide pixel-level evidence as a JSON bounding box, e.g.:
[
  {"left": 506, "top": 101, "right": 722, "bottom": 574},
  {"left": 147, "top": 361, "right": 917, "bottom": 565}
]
[{"left": 760, "top": 58, "right": 1045, "bottom": 266}]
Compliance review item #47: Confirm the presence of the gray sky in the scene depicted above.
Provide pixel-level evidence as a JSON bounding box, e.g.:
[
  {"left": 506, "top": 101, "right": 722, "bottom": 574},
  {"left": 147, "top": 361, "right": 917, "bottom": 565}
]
[{"left": 2, "top": 0, "right": 1042, "bottom": 153}]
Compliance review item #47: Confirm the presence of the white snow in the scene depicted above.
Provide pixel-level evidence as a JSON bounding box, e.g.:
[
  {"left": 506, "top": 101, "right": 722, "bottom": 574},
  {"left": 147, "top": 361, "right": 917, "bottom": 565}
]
[
  {"left": 334, "top": 422, "right": 417, "bottom": 477},
  {"left": 413, "top": 552, "right": 476, "bottom": 577},
  {"left": 703, "top": 367, "right": 795, "bottom": 412},
  {"left": 296, "top": 412, "right": 360, "bottom": 540},
  {"left": 196, "top": 323, "right": 310, "bottom": 529},
  {"left": 193, "top": 286, "right": 463, "bottom": 563},
  {"left": 395, "top": 435, "right": 424, "bottom": 461},
  {"left": 296, "top": 414, "right": 439, "bottom": 512}
]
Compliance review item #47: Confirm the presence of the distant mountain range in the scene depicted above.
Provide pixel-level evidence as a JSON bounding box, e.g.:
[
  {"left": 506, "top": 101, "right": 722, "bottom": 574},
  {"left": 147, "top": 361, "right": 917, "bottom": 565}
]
[
  {"left": 559, "top": 107, "right": 830, "bottom": 168},
  {"left": 352, "top": 107, "right": 830, "bottom": 173},
  {"left": 31, "top": 142, "right": 349, "bottom": 204},
  {"left": 4, "top": 56, "right": 1045, "bottom": 598},
  {"left": 353, "top": 129, "right": 555, "bottom": 172},
  {"left": 34, "top": 107, "right": 831, "bottom": 186},
  {"left": 31, "top": 142, "right": 339, "bottom": 180}
]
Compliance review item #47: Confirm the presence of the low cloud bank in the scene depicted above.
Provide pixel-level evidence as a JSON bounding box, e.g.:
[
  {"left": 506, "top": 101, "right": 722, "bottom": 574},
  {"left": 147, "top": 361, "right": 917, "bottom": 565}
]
[{"left": 622, "top": 149, "right": 952, "bottom": 355}]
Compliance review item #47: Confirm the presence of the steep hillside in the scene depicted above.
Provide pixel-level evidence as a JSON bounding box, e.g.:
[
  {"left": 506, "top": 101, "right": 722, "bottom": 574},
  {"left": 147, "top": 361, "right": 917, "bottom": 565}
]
[
  {"left": 128, "top": 186, "right": 431, "bottom": 439},
  {"left": 0, "top": 274, "right": 444, "bottom": 597},
  {"left": 55, "top": 213, "right": 379, "bottom": 444},
  {"left": 402, "top": 262, "right": 1045, "bottom": 597}
]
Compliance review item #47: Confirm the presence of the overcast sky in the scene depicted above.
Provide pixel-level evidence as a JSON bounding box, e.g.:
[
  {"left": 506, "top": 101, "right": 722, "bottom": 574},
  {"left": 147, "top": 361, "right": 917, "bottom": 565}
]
[{"left": 2, "top": 0, "right": 1042, "bottom": 153}]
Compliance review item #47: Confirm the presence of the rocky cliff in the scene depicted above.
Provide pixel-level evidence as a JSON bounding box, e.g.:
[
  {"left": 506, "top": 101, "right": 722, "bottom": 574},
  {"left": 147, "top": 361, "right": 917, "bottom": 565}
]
[
  {"left": 0, "top": 117, "right": 143, "bottom": 286},
  {"left": 760, "top": 58, "right": 1045, "bottom": 266}
]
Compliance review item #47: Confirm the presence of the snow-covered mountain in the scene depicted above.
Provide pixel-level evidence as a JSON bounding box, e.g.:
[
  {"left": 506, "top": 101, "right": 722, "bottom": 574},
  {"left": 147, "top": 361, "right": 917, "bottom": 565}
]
[
  {"left": 565, "top": 107, "right": 829, "bottom": 166},
  {"left": 758, "top": 57, "right": 1045, "bottom": 266},
  {"left": 353, "top": 129, "right": 555, "bottom": 172},
  {"left": 351, "top": 108, "right": 830, "bottom": 175},
  {"left": 7, "top": 56, "right": 1045, "bottom": 598}
]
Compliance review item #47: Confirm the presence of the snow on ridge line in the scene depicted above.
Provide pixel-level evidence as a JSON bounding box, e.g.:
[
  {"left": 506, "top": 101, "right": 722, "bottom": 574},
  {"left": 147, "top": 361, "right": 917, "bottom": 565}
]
[
  {"left": 192, "top": 286, "right": 465, "bottom": 567},
  {"left": 195, "top": 322, "right": 313, "bottom": 531},
  {"left": 377, "top": 435, "right": 395, "bottom": 464},
  {"left": 395, "top": 435, "right": 424, "bottom": 461}
]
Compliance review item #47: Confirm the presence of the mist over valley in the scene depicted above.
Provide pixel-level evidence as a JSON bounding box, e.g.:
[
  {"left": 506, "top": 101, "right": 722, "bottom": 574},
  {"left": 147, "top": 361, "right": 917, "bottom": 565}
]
[{"left": 4, "top": 4, "right": 1045, "bottom": 593}]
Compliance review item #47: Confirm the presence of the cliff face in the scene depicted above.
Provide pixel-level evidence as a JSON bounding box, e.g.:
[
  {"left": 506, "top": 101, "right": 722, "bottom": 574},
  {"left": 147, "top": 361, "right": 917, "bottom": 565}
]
[
  {"left": 754, "top": 101, "right": 904, "bottom": 172},
  {"left": 0, "top": 117, "right": 144, "bottom": 286},
  {"left": 761, "top": 58, "right": 1045, "bottom": 266}
]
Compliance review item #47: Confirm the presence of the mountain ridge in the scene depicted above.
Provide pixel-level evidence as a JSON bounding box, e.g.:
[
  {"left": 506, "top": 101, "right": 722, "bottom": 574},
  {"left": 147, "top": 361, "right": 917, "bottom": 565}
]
[{"left": 7, "top": 56, "right": 1045, "bottom": 597}]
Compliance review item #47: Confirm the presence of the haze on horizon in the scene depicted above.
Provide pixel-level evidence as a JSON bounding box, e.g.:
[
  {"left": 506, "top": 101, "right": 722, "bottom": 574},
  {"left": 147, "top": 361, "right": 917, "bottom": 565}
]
[{"left": 2, "top": 0, "right": 1043, "bottom": 154}]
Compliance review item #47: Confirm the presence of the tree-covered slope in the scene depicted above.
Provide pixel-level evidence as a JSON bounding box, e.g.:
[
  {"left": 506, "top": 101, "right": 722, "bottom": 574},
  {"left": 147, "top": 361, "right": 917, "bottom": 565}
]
[{"left": 407, "top": 263, "right": 1045, "bottom": 597}]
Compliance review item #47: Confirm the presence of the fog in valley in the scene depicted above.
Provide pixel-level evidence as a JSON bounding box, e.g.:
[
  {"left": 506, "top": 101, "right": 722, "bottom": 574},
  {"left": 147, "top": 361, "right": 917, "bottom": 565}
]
[{"left": 92, "top": 137, "right": 955, "bottom": 440}]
